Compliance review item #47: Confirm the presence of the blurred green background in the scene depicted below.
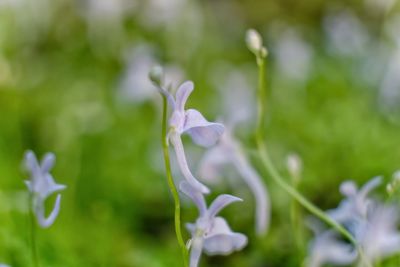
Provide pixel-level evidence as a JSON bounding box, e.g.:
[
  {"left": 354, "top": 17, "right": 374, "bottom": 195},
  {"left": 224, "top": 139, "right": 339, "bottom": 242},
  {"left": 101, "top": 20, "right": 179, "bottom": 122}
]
[{"left": 0, "top": 0, "right": 400, "bottom": 266}]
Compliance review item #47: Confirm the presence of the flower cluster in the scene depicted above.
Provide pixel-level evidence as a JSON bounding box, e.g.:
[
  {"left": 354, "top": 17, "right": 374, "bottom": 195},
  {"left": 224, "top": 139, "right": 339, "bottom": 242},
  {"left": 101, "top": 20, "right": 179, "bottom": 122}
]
[
  {"left": 307, "top": 177, "right": 400, "bottom": 267},
  {"left": 150, "top": 68, "right": 253, "bottom": 266}
]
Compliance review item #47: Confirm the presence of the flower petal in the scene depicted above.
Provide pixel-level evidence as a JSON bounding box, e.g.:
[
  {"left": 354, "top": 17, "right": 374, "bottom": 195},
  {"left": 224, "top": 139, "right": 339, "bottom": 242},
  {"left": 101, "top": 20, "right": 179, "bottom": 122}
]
[
  {"left": 175, "top": 81, "right": 194, "bottom": 111},
  {"left": 208, "top": 194, "right": 242, "bottom": 219},
  {"left": 203, "top": 217, "right": 247, "bottom": 255},
  {"left": 189, "top": 237, "right": 204, "bottom": 267},
  {"left": 183, "top": 109, "right": 224, "bottom": 147},
  {"left": 40, "top": 153, "right": 55, "bottom": 173},
  {"left": 24, "top": 150, "right": 40, "bottom": 178},
  {"left": 170, "top": 133, "right": 210, "bottom": 194},
  {"left": 35, "top": 194, "right": 62, "bottom": 228},
  {"left": 180, "top": 181, "right": 207, "bottom": 216}
]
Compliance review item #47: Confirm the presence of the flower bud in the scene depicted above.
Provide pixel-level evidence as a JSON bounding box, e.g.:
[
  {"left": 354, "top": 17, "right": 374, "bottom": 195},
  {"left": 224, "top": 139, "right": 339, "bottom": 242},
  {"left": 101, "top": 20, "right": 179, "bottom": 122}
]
[
  {"left": 149, "top": 65, "right": 164, "bottom": 86},
  {"left": 287, "top": 153, "right": 302, "bottom": 183},
  {"left": 246, "top": 29, "right": 268, "bottom": 57}
]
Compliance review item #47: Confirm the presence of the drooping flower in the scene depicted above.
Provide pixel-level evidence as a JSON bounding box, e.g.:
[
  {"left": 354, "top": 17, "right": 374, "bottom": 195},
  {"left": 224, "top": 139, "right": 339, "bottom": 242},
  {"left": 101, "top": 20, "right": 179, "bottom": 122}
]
[
  {"left": 180, "top": 181, "right": 247, "bottom": 267},
  {"left": 167, "top": 81, "right": 224, "bottom": 194},
  {"left": 307, "top": 177, "right": 400, "bottom": 267},
  {"left": 24, "top": 150, "right": 66, "bottom": 228},
  {"left": 198, "top": 128, "right": 270, "bottom": 235}
]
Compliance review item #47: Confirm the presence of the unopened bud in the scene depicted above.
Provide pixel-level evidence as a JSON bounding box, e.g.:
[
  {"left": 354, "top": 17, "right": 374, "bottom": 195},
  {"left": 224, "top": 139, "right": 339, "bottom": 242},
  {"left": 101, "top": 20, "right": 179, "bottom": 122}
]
[
  {"left": 246, "top": 29, "right": 268, "bottom": 57},
  {"left": 287, "top": 153, "right": 302, "bottom": 183},
  {"left": 149, "top": 65, "right": 164, "bottom": 86}
]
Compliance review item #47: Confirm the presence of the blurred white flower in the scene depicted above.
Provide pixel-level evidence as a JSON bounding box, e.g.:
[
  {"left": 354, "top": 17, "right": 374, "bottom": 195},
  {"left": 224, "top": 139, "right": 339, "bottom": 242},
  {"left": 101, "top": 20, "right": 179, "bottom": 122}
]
[
  {"left": 274, "top": 29, "right": 313, "bottom": 82},
  {"left": 286, "top": 153, "right": 303, "bottom": 183},
  {"left": 365, "top": 0, "right": 396, "bottom": 15},
  {"left": 307, "top": 230, "right": 357, "bottom": 267},
  {"left": 180, "top": 181, "right": 247, "bottom": 267},
  {"left": 308, "top": 177, "right": 400, "bottom": 266},
  {"left": 119, "top": 45, "right": 184, "bottom": 103},
  {"left": 24, "top": 150, "right": 66, "bottom": 228},
  {"left": 198, "top": 128, "right": 270, "bottom": 235},
  {"left": 168, "top": 81, "right": 224, "bottom": 194},
  {"left": 324, "top": 10, "right": 370, "bottom": 57}
]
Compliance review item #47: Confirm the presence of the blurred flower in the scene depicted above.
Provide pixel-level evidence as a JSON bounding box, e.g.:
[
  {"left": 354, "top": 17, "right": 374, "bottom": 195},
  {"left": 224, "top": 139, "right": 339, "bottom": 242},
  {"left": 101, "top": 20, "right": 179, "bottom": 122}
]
[
  {"left": 356, "top": 205, "right": 400, "bottom": 263},
  {"left": 168, "top": 81, "right": 224, "bottom": 194},
  {"left": 327, "top": 177, "right": 382, "bottom": 226},
  {"left": 198, "top": 128, "right": 270, "bottom": 235},
  {"left": 180, "top": 181, "right": 247, "bottom": 267},
  {"left": 24, "top": 150, "right": 66, "bottom": 228},
  {"left": 365, "top": 0, "right": 396, "bottom": 15},
  {"left": 0, "top": 264, "right": 10, "bottom": 267},
  {"left": 307, "top": 229, "right": 357, "bottom": 267},
  {"left": 324, "top": 10, "right": 370, "bottom": 57},
  {"left": 119, "top": 45, "right": 184, "bottom": 104},
  {"left": 308, "top": 177, "right": 400, "bottom": 266},
  {"left": 274, "top": 29, "right": 313, "bottom": 82}
]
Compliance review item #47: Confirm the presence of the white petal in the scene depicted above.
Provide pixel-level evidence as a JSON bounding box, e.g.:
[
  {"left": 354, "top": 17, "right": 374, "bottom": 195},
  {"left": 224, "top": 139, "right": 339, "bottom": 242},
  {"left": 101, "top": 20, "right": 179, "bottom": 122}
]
[
  {"left": 208, "top": 195, "right": 242, "bottom": 219},
  {"left": 170, "top": 134, "right": 210, "bottom": 194},
  {"left": 35, "top": 194, "right": 62, "bottom": 228},
  {"left": 183, "top": 109, "right": 224, "bottom": 147},
  {"left": 180, "top": 181, "right": 207, "bottom": 216},
  {"left": 175, "top": 81, "right": 194, "bottom": 111},
  {"left": 203, "top": 218, "right": 247, "bottom": 255},
  {"left": 40, "top": 153, "right": 55, "bottom": 173}
]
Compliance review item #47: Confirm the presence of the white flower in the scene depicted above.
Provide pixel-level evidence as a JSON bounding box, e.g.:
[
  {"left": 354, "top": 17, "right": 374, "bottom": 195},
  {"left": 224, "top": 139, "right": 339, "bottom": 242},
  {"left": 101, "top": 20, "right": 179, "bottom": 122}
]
[
  {"left": 24, "top": 150, "right": 66, "bottom": 228},
  {"left": 198, "top": 128, "right": 270, "bottom": 235},
  {"left": 167, "top": 81, "right": 224, "bottom": 194},
  {"left": 180, "top": 181, "right": 247, "bottom": 267},
  {"left": 308, "top": 177, "right": 400, "bottom": 266}
]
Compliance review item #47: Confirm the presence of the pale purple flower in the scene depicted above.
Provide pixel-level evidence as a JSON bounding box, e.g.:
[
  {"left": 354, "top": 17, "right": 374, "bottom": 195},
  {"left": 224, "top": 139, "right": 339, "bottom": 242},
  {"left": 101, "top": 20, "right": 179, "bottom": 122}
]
[
  {"left": 0, "top": 264, "right": 11, "bottom": 267},
  {"left": 307, "top": 230, "right": 357, "bottom": 267},
  {"left": 24, "top": 150, "right": 66, "bottom": 228},
  {"left": 198, "top": 128, "right": 270, "bottom": 235},
  {"left": 327, "top": 177, "right": 382, "bottom": 227},
  {"left": 168, "top": 81, "right": 224, "bottom": 194},
  {"left": 308, "top": 177, "right": 400, "bottom": 266},
  {"left": 180, "top": 181, "right": 247, "bottom": 267}
]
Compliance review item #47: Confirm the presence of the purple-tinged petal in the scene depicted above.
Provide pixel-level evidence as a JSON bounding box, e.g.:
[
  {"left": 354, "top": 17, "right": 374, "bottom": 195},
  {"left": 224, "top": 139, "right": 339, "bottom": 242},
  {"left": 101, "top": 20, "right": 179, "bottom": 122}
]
[
  {"left": 170, "top": 133, "right": 210, "bottom": 194},
  {"left": 339, "top": 181, "right": 357, "bottom": 197},
  {"left": 35, "top": 194, "right": 62, "bottom": 228},
  {"left": 208, "top": 194, "right": 242, "bottom": 219},
  {"left": 231, "top": 148, "right": 270, "bottom": 235},
  {"left": 175, "top": 81, "right": 194, "bottom": 112},
  {"left": 183, "top": 109, "right": 224, "bottom": 147},
  {"left": 307, "top": 231, "right": 357, "bottom": 267},
  {"left": 24, "top": 150, "right": 40, "bottom": 178},
  {"left": 40, "top": 153, "right": 55, "bottom": 173},
  {"left": 203, "top": 217, "right": 247, "bottom": 255},
  {"left": 180, "top": 181, "right": 207, "bottom": 216},
  {"left": 358, "top": 176, "right": 382, "bottom": 199},
  {"left": 189, "top": 237, "right": 203, "bottom": 267}
]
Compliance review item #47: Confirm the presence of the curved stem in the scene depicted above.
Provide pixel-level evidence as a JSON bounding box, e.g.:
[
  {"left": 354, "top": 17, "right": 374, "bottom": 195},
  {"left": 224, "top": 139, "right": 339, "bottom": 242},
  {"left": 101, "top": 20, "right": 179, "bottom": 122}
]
[
  {"left": 161, "top": 96, "right": 189, "bottom": 267},
  {"left": 254, "top": 56, "right": 357, "bottom": 246},
  {"left": 28, "top": 196, "right": 40, "bottom": 267}
]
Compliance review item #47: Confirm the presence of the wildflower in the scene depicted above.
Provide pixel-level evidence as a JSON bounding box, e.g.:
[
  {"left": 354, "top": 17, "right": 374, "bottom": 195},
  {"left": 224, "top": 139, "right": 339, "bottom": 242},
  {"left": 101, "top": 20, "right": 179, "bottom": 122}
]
[
  {"left": 198, "top": 128, "right": 270, "bottom": 235},
  {"left": 24, "top": 150, "right": 66, "bottom": 228},
  {"left": 180, "top": 181, "right": 247, "bottom": 267},
  {"left": 307, "top": 229, "right": 357, "bottom": 267},
  {"left": 168, "top": 81, "right": 224, "bottom": 194},
  {"left": 286, "top": 153, "right": 303, "bottom": 184},
  {"left": 307, "top": 177, "right": 400, "bottom": 266}
]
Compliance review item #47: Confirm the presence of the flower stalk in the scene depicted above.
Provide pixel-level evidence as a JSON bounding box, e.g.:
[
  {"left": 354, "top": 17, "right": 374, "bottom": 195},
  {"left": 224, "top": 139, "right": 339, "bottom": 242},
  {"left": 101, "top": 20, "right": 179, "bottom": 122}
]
[
  {"left": 161, "top": 95, "right": 189, "bottom": 267},
  {"left": 248, "top": 29, "right": 357, "bottom": 246}
]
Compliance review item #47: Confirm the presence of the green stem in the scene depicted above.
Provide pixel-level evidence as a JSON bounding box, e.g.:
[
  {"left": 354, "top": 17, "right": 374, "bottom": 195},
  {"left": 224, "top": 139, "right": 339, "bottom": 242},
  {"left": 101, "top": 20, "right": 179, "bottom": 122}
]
[
  {"left": 28, "top": 198, "right": 39, "bottom": 267},
  {"left": 161, "top": 96, "right": 189, "bottom": 267},
  {"left": 254, "top": 56, "right": 357, "bottom": 246}
]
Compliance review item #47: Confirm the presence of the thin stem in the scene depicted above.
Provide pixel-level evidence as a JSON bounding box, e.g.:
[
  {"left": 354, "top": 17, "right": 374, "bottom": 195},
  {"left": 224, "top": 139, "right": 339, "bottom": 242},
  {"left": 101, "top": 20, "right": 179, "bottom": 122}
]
[
  {"left": 254, "top": 55, "right": 357, "bottom": 246},
  {"left": 161, "top": 96, "right": 189, "bottom": 267},
  {"left": 28, "top": 197, "right": 39, "bottom": 267}
]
